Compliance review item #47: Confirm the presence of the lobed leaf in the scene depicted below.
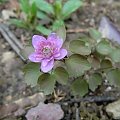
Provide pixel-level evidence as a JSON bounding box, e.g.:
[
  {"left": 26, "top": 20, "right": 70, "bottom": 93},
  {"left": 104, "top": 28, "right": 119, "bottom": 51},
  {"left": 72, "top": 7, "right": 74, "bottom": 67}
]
[
  {"left": 106, "top": 69, "right": 120, "bottom": 87},
  {"left": 65, "top": 54, "right": 91, "bottom": 78},
  {"left": 54, "top": 67, "right": 69, "bottom": 85},
  {"left": 109, "top": 49, "right": 120, "bottom": 63},
  {"left": 69, "top": 40, "right": 91, "bottom": 55},
  {"left": 100, "top": 59, "right": 112, "bottom": 72},
  {"left": 96, "top": 40, "right": 113, "bottom": 55},
  {"left": 23, "top": 62, "right": 41, "bottom": 87},
  {"left": 88, "top": 73, "right": 102, "bottom": 91},
  {"left": 71, "top": 78, "right": 88, "bottom": 97},
  {"left": 38, "top": 73, "right": 56, "bottom": 95}
]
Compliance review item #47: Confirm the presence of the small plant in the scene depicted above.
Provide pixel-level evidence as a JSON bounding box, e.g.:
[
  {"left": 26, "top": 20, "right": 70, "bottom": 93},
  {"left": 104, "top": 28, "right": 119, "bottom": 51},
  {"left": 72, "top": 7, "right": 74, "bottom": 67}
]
[
  {"left": 10, "top": 0, "right": 37, "bottom": 30},
  {"left": 23, "top": 27, "right": 120, "bottom": 96},
  {"left": 10, "top": 0, "right": 83, "bottom": 35},
  {"left": 36, "top": 0, "right": 83, "bottom": 33},
  {"left": 0, "top": 0, "right": 7, "bottom": 4}
]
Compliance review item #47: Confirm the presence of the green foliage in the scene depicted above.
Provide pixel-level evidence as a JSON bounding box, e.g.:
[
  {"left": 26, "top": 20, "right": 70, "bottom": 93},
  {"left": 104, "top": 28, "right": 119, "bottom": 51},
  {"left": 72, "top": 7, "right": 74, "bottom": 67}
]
[
  {"left": 67, "top": 28, "right": 120, "bottom": 96},
  {"left": 36, "top": 0, "right": 83, "bottom": 31},
  {"left": 35, "top": 0, "right": 54, "bottom": 14},
  {"left": 56, "top": 23, "right": 66, "bottom": 42},
  {"left": 11, "top": 0, "right": 37, "bottom": 31},
  {"left": 20, "top": 0, "right": 30, "bottom": 14},
  {"left": 109, "top": 49, "right": 120, "bottom": 62},
  {"left": 53, "top": 0, "right": 62, "bottom": 19},
  {"left": 69, "top": 40, "right": 91, "bottom": 55},
  {"left": 0, "top": 0, "right": 7, "bottom": 4},
  {"left": 89, "top": 28, "right": 102, "bottom": 41},
  {"left": 23, "top": 62, "right": 42, "bottom": 87},
  {"left": 23, "top": 26, "right": 120, "bottom": 97},
  {"left": 106, "top": 69, "right": 120, "bottom": 87},
  {"left": 71, "top": 78, "right": 88, "bottom": 97},
  {"left": 10, "top": 19, "right": 27, "bottom": 29},
  {"left": 52, "top": 20, "right": 64, "bottom": 31},
  {"left": 100, "top": 59, "right": 112, "bottom": 72},
  {"left": 11, "top": 0, "right": 83, "bottom": 34},
  {"left": 54, "top": 67, "right": 69, "bottom": 85},
  {"left": 88, "top": 73, "right": 102, "bottom": 91},
  {"left": 96, "top": 40, "right": 113, "bottom": 55},
  {"left": 38, "top": 73, "right": 56, "bottom": 95},
  {"left": 36, "top": 25, "right": 52, "bottom": 35},
  {"left": 65, "top": 54, "right": 91, "bottom": 78},
  {"left": 62, "top": 0, "right": 82, "bottom": 20}
]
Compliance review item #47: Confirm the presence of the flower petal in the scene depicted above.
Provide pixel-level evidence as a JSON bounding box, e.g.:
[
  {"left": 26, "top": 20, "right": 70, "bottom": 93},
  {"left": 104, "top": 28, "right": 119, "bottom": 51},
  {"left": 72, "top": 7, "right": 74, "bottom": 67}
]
[
  {"left": 29, "top": 52, "right": 42, "bottom": 62},
  {"left": 47, "top": 33, "right": 63, "bottom": 49},
  {"left": 41, "top": 59, "right": 54, "bottom": 73},
  {"left": 41, "top": 59, "right": 49, "bottom": 67},
  {"left": 54, "top": 53, "right": 60, "bottom": 58},
  {"left": 32, "top": 35, "right": 46, "bottom": 49},
  {"left": 55, "top": 49, "right": 67, "bottom": 60}
]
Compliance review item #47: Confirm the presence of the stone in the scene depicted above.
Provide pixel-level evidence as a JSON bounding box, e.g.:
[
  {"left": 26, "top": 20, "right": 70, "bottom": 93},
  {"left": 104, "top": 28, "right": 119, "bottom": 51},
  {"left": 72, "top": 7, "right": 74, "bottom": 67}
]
[
  {"left": 1, "top": 51, "right": 15, "bottom": 63},
  {"left": 2, "top": 9, "right": 16, "bottom": 20},
  {"left": 106, "top": 99, "right": 120, "bottom": 119},
  {"left": 26, "top": 102, "right": 64, "bottom": 120}
]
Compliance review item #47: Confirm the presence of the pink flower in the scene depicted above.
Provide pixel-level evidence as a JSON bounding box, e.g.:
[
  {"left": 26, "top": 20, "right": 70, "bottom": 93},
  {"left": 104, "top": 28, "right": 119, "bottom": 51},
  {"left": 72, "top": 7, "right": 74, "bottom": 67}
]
[{"left": 29, "top": 33, "right": 67, "bottom": 73}]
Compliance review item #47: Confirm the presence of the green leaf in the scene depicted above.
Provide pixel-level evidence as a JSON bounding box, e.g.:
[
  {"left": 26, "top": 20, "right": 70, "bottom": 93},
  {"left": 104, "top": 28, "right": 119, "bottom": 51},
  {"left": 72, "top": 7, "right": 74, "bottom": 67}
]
[
  {"left": 20, "top": 46, "right": 34, "bottom": 60},
  {"left": 88, "top": 73, "right": 102, "bottom": 91},
  {"left": 10, "top": 19, "right": 27, "bottom": 28},
  {"left": 89, "top": 28, "right": 102, "bottom": 41},
  {"left": 87, "top": 56, "right": 100, "bottom": 69},
  {"left": 100, "top": 59, "right": 112, "bottom": 72},
  {"left": 52, "top": 20, "right": 64, "bottom": 31},
  {"left": 54, "top": 67, "right": 69, "bottom": 85},
  {"left": 69, "top": 40, "right": 91, "bottom": 55},
  {"left": 38, "top": 73, "right": 56, "bottom": 95},
  {"left": 20, "top": 0, "right": 30, "bottom": 14},
  {"left": 56, "top": 24, "right": 66, "bottom": 42},
  {"left": 23, "top": 62, "right": 41, "bottom": 87},
  {"left": 71, "top": 78, "right": 88, "bottom": 97},
  {"left": 30, "top": 2, "right": 37, "bottom": 16},
  {"left": 36, "top": 25, "right": 52, "bottom": 35},
  {"left": 37, "top": 11, "right": 51, "bottom": 20},
  {"left": 53, "top": 0, "right": 62, "bottom": 19},
  {"left": 96, "top": 40, "right": 113, "bottom": 55},
  {"left": 62, "top": 0, "right": 82, "bottom": 19},
  {"left": 35, "top": 0, "right": 54, "bottom": 14},
  {"left": 106, "top": 69, "right": 120, "bottom": 87},
  {"left": 65, "top": 54, "right": 91, "bottom": 78},
  {"left": 109, "top": 49, "right": 120, "bottom": 63}
]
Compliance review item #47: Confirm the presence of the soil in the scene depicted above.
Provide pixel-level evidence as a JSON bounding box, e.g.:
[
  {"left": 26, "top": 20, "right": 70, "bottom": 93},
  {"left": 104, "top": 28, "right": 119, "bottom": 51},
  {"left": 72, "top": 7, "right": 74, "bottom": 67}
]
[{"left": 0, "top": 0, "right": 120, "bottom": 120}]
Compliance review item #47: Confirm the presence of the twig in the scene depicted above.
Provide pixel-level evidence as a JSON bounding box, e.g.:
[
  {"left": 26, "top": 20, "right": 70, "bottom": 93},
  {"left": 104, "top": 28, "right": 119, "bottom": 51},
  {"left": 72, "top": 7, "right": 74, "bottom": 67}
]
[
  {"left": 67, "top": 28, "right": 88, "bottom": 33},
  {"left": 0, "top": 23, "right": 26, "bottom": 62},
  {"left": 1, "top": 24, "right": 23, "bottom": 49},
  {"left": 64, "top": 95, "right": 120, "bottom": 104}
]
